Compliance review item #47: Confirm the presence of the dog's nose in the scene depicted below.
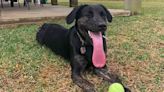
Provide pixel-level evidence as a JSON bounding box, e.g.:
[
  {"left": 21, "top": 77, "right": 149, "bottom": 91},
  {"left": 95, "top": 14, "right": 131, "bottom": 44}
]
[{"left": 98, "top": 24, "right": 107, "bottom": 30}]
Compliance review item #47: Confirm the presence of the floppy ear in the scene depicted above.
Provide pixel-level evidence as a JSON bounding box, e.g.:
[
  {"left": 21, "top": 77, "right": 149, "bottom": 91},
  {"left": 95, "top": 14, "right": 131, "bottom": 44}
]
[
  {"left": 99, "top": 4, "right": 113, "bottom": 22},
  {"left": 66, "top": 5, "right": 88, "bottom": 24}
]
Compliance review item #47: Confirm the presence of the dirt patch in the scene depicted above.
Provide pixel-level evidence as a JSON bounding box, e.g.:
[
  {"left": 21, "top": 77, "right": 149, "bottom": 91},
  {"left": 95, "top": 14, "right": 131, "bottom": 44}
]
[{"left": 37, "top": 63, "right": 78, "bottom": 92}]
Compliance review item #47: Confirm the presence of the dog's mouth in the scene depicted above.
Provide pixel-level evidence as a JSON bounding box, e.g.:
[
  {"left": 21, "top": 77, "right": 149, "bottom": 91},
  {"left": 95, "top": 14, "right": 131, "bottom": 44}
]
[{"left": 88, "top": 31, "right": 106, "bottom": 68}]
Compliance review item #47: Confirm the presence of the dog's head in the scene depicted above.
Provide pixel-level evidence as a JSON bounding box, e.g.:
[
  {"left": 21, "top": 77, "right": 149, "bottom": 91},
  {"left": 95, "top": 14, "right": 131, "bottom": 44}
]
[
  {"left": 66, "top": 4, "right": 112, "bottom": 31},
  {"left": 66, "top": 4, "right": 112, "bottom": 44},
  {"left": 66, "top": 5, "right": 112, "bottom": 68}
]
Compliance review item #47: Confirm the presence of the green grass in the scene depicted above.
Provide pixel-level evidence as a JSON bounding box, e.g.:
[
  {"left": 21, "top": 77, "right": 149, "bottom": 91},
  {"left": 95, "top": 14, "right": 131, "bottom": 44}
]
[{"left": 0, "top": 0, "right": 164, "bottom": 92}]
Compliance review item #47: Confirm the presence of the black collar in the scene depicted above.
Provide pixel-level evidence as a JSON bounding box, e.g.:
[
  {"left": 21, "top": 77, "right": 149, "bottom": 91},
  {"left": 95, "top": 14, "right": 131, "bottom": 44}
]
[
  {"left": 76, "top": 31, "right": 85, "bottom": 46},
  {"left": 76, "top": 31, "right": 87, "bottom": 54}
]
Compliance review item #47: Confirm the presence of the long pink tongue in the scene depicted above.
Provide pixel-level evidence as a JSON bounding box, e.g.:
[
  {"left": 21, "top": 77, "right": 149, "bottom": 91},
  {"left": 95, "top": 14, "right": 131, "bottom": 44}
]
[{"left": 89, "top": 32, "right": 106, "bottom": 68}]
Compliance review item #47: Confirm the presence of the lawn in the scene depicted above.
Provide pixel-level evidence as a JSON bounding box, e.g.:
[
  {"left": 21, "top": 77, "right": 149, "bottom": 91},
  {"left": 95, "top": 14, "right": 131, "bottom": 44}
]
[{"left": 0, "top": 0, "right": 164, "bottom": 92}]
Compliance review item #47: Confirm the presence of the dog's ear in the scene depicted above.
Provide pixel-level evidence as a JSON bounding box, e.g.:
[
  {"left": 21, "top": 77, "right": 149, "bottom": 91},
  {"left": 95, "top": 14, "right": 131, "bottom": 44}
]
[
  {"left": 66, "top": 5, "right": 88, "bottom": 24},
  {"left": 99, "top": 4, "right": 113, "bottom": 22}
]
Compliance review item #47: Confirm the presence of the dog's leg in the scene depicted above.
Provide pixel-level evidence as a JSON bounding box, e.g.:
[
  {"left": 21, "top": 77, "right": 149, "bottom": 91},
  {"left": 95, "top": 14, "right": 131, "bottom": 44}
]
[
  {"left": 71, "top": 55, "right": 96, "bottom": 92},
  {"left": 94, "top": 66, "right": 131, "bottom": 92},
  {"left": 94, "top": 66, "right": 120, "bottom": 83}
]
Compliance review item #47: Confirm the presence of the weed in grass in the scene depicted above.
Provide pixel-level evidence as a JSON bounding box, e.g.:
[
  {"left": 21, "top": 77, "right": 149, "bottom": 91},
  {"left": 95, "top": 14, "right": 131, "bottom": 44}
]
[
  {"left": 160, "top": 54, "right": 164, "bottom": 58},
  {"left": 159, "top": 35, "right": 164, "bottom": 41},
  {"left": 121, "top": 42, "right": 132, "bottom": 50},
  {"left": 136, "top": 53, "right": 149, "bottom": 61},
  {"left": 159, "top": 48, "right": 164, "bottom": 53},
  {"left": 155, "top": 75, "right": 161, "bottom": 85}
]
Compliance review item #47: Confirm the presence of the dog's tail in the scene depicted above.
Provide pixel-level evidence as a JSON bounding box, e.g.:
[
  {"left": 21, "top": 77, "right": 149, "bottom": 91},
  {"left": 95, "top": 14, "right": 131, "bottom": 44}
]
[{"left": 36, "top": 23, "right": 47, "bottom": 45}]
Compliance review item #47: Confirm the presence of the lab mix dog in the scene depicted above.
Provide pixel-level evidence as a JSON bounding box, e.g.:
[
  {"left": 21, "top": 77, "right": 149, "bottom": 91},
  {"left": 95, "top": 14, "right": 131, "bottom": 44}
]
[{"left": 36, "top": 4, "right": 131, "bottom": 92}]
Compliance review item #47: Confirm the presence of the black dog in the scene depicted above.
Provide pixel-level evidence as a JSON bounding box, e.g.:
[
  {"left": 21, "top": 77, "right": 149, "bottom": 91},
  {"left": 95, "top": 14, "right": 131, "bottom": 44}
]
[{"left": 36, "top": 4, "right": 131, "bottom": 92}]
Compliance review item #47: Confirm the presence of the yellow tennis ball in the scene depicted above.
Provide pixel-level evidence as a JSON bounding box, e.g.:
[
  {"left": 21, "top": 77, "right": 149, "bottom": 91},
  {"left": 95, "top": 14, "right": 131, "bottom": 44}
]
[{"left": 108, "top": 83, "right": 125, "bottom": 92}]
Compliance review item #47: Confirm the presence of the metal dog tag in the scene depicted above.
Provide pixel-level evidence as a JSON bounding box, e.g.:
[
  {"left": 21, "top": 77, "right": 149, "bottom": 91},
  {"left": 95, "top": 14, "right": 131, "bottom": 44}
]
[{"left": 80, "top": 46, "right": 86, "bottom": 54}]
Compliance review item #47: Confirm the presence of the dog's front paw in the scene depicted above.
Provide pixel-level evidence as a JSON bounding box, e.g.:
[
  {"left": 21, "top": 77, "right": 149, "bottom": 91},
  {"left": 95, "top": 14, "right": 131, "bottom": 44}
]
[{"left": 124, "top": 87, "right": 131, "bottom": 92}]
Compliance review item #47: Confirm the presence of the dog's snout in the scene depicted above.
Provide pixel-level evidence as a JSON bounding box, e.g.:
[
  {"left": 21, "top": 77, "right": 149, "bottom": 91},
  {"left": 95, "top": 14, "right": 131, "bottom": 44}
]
[
  {"left": 99, "top": 24, "right": 106, "bottom": 28},
  {"left": 98, "top": 24, "right": 107, "bottom": 30}
]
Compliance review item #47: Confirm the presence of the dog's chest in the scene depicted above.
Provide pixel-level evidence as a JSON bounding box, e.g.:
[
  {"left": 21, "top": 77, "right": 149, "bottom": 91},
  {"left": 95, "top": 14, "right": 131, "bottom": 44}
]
[{"left": 84, "top": 46, "right": 93, "bottom": 64}]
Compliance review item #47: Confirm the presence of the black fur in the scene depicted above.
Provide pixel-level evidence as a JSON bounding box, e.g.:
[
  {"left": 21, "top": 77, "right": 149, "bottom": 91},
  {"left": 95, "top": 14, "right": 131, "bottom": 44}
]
[
  {"left": 36, "top": 4, "right": 131, "bottom": 92},
  {"left": 36, "top": 23, "right": 70, "bottom": 59}
]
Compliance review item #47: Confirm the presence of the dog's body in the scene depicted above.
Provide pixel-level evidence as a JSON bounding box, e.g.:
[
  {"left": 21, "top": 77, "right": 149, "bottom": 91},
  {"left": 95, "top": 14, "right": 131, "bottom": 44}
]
[
  {"left": 37, "top": 24, "right": 106, "bottom": 66},
  {"left": 36, "top": 4, "right": 131, "bottom": 92},
  {"left": 37, "top": 24, "right": 70, "bottom": 59}
]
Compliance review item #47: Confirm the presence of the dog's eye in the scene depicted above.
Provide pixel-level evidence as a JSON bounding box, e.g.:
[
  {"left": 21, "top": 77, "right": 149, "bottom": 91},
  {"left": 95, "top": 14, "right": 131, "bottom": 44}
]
[{"left": 100, "top": 12, "right": 106, "bottom": 17}]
